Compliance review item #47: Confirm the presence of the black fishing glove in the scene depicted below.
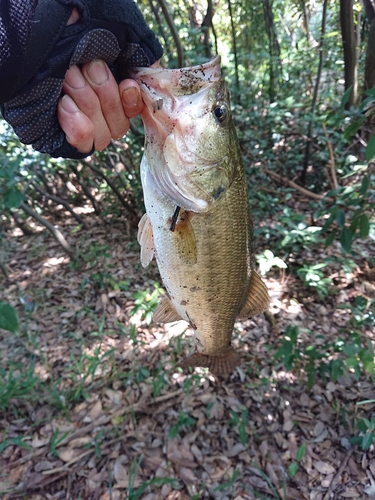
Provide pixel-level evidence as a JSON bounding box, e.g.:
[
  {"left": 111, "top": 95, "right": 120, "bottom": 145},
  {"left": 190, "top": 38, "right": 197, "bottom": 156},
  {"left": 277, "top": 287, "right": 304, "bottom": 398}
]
[{"left": 0, "top": 0, "right": 163, "bottom": 158}]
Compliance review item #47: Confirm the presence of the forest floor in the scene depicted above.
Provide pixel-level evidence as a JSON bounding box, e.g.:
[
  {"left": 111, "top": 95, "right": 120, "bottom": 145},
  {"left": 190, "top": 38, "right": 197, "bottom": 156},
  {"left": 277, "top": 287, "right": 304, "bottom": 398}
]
[{"left": 0, "top": 198, "right": 375, "bottom": 500}]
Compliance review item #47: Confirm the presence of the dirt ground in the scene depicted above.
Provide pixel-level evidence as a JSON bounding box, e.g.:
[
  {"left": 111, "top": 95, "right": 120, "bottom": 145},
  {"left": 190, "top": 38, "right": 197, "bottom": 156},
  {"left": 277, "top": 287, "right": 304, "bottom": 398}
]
[{"left": 0, "top": 207, "right": 375, "bottom": 500}]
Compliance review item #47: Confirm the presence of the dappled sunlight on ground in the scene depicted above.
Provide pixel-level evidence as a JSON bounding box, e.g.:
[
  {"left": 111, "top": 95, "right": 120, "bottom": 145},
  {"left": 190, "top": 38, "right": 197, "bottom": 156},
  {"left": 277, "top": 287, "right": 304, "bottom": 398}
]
[{"left": 1, "top": 214, "right": 375, "bottom": 499}]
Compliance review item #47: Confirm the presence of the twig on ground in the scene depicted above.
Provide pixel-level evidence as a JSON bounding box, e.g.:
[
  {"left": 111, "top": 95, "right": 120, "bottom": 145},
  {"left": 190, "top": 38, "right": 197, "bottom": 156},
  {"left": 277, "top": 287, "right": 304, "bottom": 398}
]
[{"left": 322, "top": 448, "right": 355, "bottom": 500}]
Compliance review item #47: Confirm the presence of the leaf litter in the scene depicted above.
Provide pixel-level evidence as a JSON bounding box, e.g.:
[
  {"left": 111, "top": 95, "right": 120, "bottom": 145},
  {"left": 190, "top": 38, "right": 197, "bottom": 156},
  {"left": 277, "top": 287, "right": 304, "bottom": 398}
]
[{"left": 0, "top": 204, "right": 374, "bottom": 500}]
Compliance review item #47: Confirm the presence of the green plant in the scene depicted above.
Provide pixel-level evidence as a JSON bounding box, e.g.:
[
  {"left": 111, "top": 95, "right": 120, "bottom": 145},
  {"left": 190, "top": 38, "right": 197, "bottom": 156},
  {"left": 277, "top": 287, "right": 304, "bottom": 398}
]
[
  {"left": 350, "top": 415, "right": 375, "bottom": 450},
  {"left": 125, "top": 455, "right": 181, "bottom": 500},
  {"left": 228, "top": 407, "right": 249, "bottom": 446},
  {"left": 245, "top": 464, "right": 287, "bottom": 499},
  {"left": 296, "top": 262, "right": 332, "bottom": 299},
  {"left": 0, "top": 301, "right": 19, "bottom": 333},
  {"left": 288, "top": 443, "right": 307, "bottom": 477},
  {"left": 256, "top": 249, "right": 287, "bottom": 276},
  {"left": 214, "top": 468, "right": 240, "bottom": 493},
  {"left": 130, "top": 282, "right": 163, "bottom": 325},
  {"left": 0, "top": 361, "right": 41, "bottom": 412},
  {"left": 50, "top": 429, "right": 70, "bottom": 458},
  {"left": 169, "top": 411, "right": 196, "bottom": 439}
]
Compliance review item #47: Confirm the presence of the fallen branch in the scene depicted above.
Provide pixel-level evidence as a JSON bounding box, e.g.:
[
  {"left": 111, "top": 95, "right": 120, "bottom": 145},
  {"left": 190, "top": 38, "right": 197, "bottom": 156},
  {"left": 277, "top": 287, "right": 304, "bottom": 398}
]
[
  {"left": 264, "top": 169, "right": 335, "bottom": 203},
  {"left": 20, "top": 201, "right": 74, "bottom": 257}
]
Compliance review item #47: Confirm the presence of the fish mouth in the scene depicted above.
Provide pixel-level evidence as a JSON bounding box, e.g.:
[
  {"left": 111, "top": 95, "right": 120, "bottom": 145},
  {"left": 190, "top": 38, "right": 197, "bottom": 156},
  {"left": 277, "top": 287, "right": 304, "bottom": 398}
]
[{"left": 132, "top": 55, "right": 222, "bottom": 93}]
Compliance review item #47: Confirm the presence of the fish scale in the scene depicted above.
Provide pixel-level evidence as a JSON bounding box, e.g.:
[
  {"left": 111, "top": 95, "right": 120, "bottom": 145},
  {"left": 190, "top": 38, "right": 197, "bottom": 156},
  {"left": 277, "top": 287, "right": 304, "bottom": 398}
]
[{"left": 134, "top": 56, "right": 269, "bottom": 375}]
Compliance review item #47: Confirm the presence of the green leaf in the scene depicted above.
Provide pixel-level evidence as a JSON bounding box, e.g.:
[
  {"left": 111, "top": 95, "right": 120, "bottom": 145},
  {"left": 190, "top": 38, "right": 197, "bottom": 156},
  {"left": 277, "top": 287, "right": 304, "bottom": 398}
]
[
  {"left": 340, "top": 227, "right": 352, "bottom": 252},
  {"left": 341, "top": 86, "right": 353, "bottom": 109},
  {"left": 365, "top": 85, "right": 375, "bottom": 97},
  {"left": 324, "top": 229, "right": 337, "bottom": 248},
  {"left": 296, "top": 443, "right": 307, "bottom": 462},
  {"left": 288, "top": 463, "right": 298, "bottom": 477},
  {"left": 344, "top": 120, "right": 361, "bottom": 140},
  {"left": 335, "top": 210, "right": 345, "bottom": 228},
  {"left": 4, "top": 187, "right": 22, "bottom": 209},
  {"left": 366, "top": 135, "right": 375, "bottom": 162},
  {"left": 359, "top": 214, "right": 370, "bottom": 239},
  {"left": 362, "top": 432, "right": 374, "bottom": 450},
  {"left": 361, "top": 175, "right": 369, "bottom": 195},
  {"left": 322, "top": 210, "right": 337, "bottom": 232},
  {"left": 0, "top": 302, "right": 19, "bottom": 333}
]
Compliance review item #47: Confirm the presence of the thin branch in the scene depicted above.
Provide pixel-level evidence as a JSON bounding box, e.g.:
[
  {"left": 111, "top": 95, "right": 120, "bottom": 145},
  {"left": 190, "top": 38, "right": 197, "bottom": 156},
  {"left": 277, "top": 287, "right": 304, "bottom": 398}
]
[
  {"left": 156, "top": 0, "right": 184, "bottom": 67},
  {"left": 19, "top": 202, "right": 74, "bottom": 257},
  {"left": 322, "top": 123, "right": 339, "bottom": 190},
  {"left": 31, "top": 182, "right": 88, "bottom": 228},
  {"left": 69, "top": 164, "right": 101, "bottom": 216},
  {"left": 264, "top": 168, "right": 334, "bottom": 203},
  {"left": 82, "top": 161, "right": 138, "bottom": 217}
]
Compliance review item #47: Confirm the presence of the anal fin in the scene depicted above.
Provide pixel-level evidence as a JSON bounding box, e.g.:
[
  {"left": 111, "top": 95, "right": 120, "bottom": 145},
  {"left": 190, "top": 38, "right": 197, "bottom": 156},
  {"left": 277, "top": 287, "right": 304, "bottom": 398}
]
[
  {"left": 237, "top": 271, "right": 270, "bottom": 319},
  {"left": 137, "top": 213, "right": 155, "bottom": 267},
  {"left": 153, "top": 295, "right": 183, "bottom": 324}
]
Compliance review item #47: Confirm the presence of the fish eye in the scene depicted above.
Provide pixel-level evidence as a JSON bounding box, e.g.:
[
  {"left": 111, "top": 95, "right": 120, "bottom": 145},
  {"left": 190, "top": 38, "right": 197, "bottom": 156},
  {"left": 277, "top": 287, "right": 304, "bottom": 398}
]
[{"left": 213, "top": 104, "right": 227, "bottom": 123}]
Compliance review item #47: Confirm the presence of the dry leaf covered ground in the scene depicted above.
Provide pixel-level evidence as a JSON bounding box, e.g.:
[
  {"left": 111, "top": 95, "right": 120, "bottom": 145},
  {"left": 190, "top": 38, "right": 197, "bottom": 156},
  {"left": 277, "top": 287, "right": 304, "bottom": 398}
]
[{"left": 0, "top": 206, "right": 375, "bottom": 500}]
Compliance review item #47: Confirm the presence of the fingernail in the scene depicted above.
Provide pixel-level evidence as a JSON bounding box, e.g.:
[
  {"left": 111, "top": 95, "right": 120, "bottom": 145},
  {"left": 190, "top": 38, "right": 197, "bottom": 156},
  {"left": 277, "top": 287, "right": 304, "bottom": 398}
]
[
  {"left": 87, "top": 59, "right": 109, "bottom": 85},
  {"left": 60, "top": 94, "right": 79, "bottom": 113},
  {"left": 122, "top": 86, "right": 140, "bottom": 107},
  {"left": 65, "top": 65, "right": 86, "bottom": 89}
]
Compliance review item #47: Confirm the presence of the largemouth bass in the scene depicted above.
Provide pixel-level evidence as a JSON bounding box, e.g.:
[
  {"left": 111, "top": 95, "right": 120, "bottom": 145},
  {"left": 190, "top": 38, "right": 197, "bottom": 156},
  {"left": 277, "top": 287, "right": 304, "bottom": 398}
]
[{"left": 134, "top": 56, "right": 269, "bottom": 375}]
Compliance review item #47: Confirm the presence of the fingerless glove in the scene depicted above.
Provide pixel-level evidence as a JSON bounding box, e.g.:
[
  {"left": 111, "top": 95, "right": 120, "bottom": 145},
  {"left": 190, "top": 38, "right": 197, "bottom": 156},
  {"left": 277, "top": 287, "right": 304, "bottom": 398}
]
[{"left": 0, "top": 0, "right": 163, "bottom": 158}]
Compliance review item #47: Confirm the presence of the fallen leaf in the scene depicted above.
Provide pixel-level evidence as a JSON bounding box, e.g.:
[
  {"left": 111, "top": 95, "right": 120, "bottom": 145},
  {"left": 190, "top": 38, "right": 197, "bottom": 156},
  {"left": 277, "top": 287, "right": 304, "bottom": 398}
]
[{"left": 314, "top": 461, "right": 336, "bottom": 475}]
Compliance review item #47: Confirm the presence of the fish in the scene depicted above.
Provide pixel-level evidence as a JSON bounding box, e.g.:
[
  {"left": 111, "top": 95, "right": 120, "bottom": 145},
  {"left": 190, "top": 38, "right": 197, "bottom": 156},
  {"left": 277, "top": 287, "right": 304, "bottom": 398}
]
[{"left": 133, "top": 55, "right": 269, "bottom": 375}]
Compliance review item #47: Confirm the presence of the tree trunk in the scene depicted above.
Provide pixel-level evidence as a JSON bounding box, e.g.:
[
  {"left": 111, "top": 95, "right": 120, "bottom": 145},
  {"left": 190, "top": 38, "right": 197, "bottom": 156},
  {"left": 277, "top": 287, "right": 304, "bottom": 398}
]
[
  {"left": 262, "top": 0, "right": 281, "bottom": 103},
  {"left": 363, "top": 0, "right": 375, "bottom": 91},
  {"left": 228, "top": 0, "right": 240, "bottom": 101},
  {"left": 300, "top": 0, "right": 328, "bottom": 185},
  {"left": 156, "top": 0, "right": 184, "bottom": 67},
  {"left": 340, "top": 0, "right": 358, "bottom": 107}
]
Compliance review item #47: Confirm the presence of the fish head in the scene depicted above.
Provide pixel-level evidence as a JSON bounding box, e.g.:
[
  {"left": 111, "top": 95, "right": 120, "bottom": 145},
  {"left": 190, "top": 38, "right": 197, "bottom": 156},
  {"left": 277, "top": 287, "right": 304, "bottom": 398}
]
[{"left": 133, "top": 56, "right": 237, "bottom": 212}]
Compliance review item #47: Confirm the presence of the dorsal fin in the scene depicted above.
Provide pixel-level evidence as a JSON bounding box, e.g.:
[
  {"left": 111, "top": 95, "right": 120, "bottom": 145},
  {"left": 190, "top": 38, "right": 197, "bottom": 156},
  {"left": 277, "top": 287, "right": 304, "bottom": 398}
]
[
  {"left": 153, "top": 295, "right": 183, "bottom": 324},
  {"left": 137, "top": 213, "right": 155, "bottom": 267},
  {"left": 237, "top": 271, "right": 269, "bottom": 319}
]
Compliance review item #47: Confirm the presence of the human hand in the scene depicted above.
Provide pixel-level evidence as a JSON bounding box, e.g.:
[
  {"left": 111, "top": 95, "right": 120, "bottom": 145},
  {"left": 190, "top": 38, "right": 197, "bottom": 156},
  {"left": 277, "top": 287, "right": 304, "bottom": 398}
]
[
  {"left": 0, "top": 0, "right": 163, "bottom": 159},
  {"left": 57, "top": 61, "right": 144, "bottom": 154}
]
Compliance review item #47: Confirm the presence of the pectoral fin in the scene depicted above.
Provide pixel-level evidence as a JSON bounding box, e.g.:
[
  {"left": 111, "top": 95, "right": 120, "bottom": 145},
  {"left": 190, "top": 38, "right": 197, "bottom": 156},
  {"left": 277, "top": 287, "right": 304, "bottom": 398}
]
[
  {"left": 137, "top": 213, "right": 155, "bottom": 268},
  {"left": 173, "top": 211, "right": 197, "bottom": 265},
  {"left": 153, "top": 296, "right": 183, "bottom": 323},
  {"left": 237, "top": 271, "right": 270, "bottom": 319}
]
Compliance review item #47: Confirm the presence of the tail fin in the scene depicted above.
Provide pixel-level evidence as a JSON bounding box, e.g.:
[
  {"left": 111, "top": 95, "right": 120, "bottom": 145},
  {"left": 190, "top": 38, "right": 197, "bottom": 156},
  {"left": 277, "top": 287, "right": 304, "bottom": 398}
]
[{"left": 178, "top": 345, "right": 240, "bottom": 375}]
